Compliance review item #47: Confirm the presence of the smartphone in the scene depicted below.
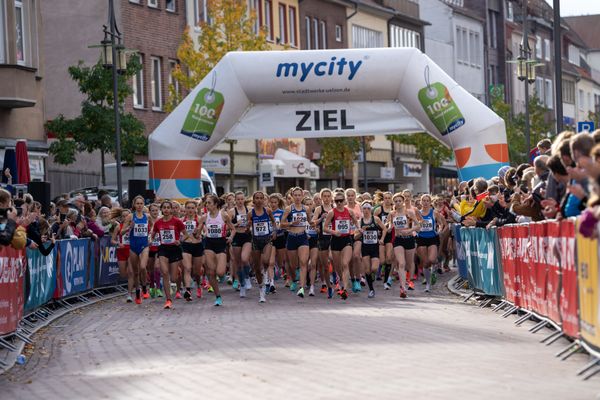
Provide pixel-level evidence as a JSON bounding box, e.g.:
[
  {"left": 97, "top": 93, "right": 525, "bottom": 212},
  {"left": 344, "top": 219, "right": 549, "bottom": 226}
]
[{"left": 16, "top": 207, "right": 23, "bottom": 217}]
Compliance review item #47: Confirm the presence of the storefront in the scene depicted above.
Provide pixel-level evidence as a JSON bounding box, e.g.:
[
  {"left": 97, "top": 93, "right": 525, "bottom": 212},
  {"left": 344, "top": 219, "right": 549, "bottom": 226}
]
[{"left": 260, "top": 148, "right": 319, "bottom": 194}]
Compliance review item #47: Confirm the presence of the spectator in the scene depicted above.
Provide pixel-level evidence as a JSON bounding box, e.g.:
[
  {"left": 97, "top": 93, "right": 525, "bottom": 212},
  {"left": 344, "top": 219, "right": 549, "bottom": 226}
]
[
  {"left": 95, "top": 206, "right": 113, "bottom": 234},
  {"left": 0, "top": 188, "right": 26, "bottom": 249},
  {"left": 56, "top": 209, "right": 81, "bottom": 239},
  {"left": 98, "top": 194, "right": 113, "bottom": 210},
  {"left": 537, "top": 138, "right": 552, "bottom": 155},
  {"left": 83, "top": 202, "right": 104, "bottom": 238},
  {"left": 532, "top": 155, "right": 550, "bottom": 196}
]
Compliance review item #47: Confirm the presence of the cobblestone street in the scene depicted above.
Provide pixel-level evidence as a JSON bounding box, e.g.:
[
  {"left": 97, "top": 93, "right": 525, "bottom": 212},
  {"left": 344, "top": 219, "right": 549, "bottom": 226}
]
[{"left": 1, "top": 274, "right": 598, "bottom": 400}]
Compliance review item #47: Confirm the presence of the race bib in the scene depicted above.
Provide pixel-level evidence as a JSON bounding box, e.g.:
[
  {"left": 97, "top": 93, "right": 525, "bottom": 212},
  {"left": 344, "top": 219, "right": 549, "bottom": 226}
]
[
  {"left": 160, "top": 229, "right": 176, "bottom": 244},
  {"left": 335, "top": 219, "right": 350, "bottom": 234},
  {"left": 253, "top": 221, "right": 269, "bottom": 236},
  {"left": 306, "top": 225, "right": 318, "bottom": 236},
  {"left": 421, "top": 219, "right": 434, "bottom": 232},
  {"left": 274, "top": 216, "right": 281, "bottom": 229},
  {"left": 237, "top": 214, "right": 248, "bottom": 228},
  {"left": 393, "top": 216, "right": 407, "bottom": 230},
  {"left": 121, "top": 231, "right": 130, "bottom": 245},
  {"left": 206, "top": 224, "right": 223, "bottom": 238},
  {"left": 184, "top": 220, "right": 197, "bottom": 235},
  {"left": 322, "top": 223, "right": 332, "bottom": 236},
  {"left": 363, "top": 230, "right": 378, "bottom": 244},
  {"left": 133, "top": 223, "right": 148, "bottom": 237},
  {"left": 151, "top": 233, "right": 161, "bottom": 247},
  {"left": 380, "top": 214, "right": 387, "bottom": 224},
  {"left": 349, "top": 221, "right": 356, "bottom": 233},
  {"left": 293, "top": 212, "right": 307, "bottom": 226}
]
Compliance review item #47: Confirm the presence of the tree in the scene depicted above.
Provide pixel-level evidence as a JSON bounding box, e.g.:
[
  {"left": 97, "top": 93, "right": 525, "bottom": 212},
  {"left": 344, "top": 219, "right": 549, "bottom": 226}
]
[
  {"left": 386, "top": 133, "right": 453, "bottom": 168},
  {"left": 46, "top": 58, "right": 146, "bottom": 185},
  {"left": 318, "top": 137, "right": 373, "bottom": 187},
  {"left": 166, "top": 0, "right": 269, "bottom": 110},
  {"left": 490, "top": 87, "right": 553, "bottom": 165}
]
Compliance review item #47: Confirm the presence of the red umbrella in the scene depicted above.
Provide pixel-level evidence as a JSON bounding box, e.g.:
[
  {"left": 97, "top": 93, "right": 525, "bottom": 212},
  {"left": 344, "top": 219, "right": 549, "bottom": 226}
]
[{"left": 15, "top": 139, "right": 30, "bottom": 184}]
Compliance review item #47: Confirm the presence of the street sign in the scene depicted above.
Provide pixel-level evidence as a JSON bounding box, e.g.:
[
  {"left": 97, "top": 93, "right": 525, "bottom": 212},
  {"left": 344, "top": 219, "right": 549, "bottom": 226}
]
[
  {"left": 259, "top": 163, "right": 274, "bottom": 187},
  {"left": 577, "top": 121, "right": 595, "bottom": 133}
]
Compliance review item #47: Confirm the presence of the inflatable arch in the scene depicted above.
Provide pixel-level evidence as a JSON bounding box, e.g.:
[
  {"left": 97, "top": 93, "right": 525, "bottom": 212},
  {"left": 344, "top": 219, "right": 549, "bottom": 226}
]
[{"left": 149, "top": 47, "right": 509, "bottom": 199}]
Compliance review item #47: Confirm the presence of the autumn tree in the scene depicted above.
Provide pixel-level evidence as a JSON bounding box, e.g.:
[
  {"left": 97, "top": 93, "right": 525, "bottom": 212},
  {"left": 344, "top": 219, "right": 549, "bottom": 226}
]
[
  {"left": 318, "top": 137, "right": 373, "bottom": 187},
  {"left": 386, "top": 133, "right": 453, "bottom": 168},
  {"left": 46, "top": 58, "right": 146, "bottom": 185}
]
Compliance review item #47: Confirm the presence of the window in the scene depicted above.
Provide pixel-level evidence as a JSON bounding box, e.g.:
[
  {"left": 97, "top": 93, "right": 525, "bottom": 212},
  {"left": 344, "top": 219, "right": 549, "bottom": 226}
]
[
  {"left": 305, "top": 16, "right": 311, "bottom": 49},
  {"left": 563, "top": 80, "right": 575, "bottom": 104},
  {"left": 288, "top": 6, "right": 296, "bottom": 46},
  {"left": 352, "top": 24, "right": 383, "bottom": 48},
  {"left": 195, "top": 0, "right": 208, "bottom": 25},
  {"left": 320, "top": 20, "right": 326, "bottom": 50},
  {"left": 264, "top": 0, "right": 273, "bottom": 41},
  {"left": 313, "top": 18, "right": 319, "bottom": 50},
  {"left": 15, "top": 0, "right": 26, "bottom": 65},
  {"left": 579, "top": 89, "right": 585, "bottom": 111},
  {"left": 249, "top": 0, "right": 261, "bottom": 34},
  {"left": 545, "top": 79, "right": 553, "bottom": 109},
  {"left": 535, "top": 35, "right": 542, "bottom": 58},
  {"left": 588, "top": 92, "right": 592, "bottom": 112},
  {"left": 335, "top": 24, "right": 342, "bottom": 42},
  {"left": 468, "top": 31, "right": 480, "bottom": 66},
  {"left": 129, "top": 0, "right": 141, "bottom": 3},
  {"left": 166, "top": 0, "right": 175, "bottom": 12},
  {"left": 133, "top": 55, "right": 144, "bottom": 108},
  {"left": 0, "top": 0, "right": 5, "bottom": 63},
  {"left": 278, "top": 4, "right": 286, "bottom": 44},
  {"left": 534, "top": 77, "right": 543, "bottom": 101},
  {"left": 544, "top": 39, "right": 551, "bottom": 61},
  {"left": 151, "top": 57, "right": 162, "bottom": 110},
  {"left": 168, "top": 59, "right": 179, "bottom": 97},
  {"left": 148, "top": 0, "right": 158, "bottom": 8},
  {"left": 488, "top": 10, "right": 497, "bottom": 49},
  {"left": 456, "top": 27, "right": 468, "bottom": 63},
  {"left": 390, "top": 25, "right": 421, "bottom": 49},
  {"left": 506, "top": 1, "right": 514, "bottom": 21}
]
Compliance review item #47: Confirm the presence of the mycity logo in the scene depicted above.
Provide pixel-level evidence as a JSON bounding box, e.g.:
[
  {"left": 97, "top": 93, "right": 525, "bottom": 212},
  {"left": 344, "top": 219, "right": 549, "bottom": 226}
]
[{"left": 276, "top": 57, "right": 363, "bottom": 82}]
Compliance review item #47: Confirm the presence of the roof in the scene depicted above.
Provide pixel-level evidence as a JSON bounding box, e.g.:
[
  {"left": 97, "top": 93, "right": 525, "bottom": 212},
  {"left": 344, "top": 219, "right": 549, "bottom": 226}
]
[{"left": 564, "top": 15, "right": 600, "bottom": 50}]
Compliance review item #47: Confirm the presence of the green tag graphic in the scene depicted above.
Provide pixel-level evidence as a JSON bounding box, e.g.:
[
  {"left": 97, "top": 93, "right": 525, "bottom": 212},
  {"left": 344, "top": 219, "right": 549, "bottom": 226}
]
[
  {"left": 418, "top": 82, "right": 465, "bottom": 136},
  {"left": 180, "top": 88, "right": 225, "bottom": 141}
]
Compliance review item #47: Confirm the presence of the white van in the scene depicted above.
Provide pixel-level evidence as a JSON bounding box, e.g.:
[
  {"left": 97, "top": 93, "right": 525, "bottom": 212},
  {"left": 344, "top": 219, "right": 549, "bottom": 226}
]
[{"left": 104, "top": 162, "right": 216, "bottom": 197}]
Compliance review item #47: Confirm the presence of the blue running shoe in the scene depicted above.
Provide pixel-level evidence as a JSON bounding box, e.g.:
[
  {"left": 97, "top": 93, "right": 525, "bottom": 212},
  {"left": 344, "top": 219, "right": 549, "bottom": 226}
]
[
  {"left": 290, "top": 281, "right": 298, "bottom": 292},
  {"left": 327, "top": 287, "right": 333, "bottom": 299},
  {"left": 214, "top": 296, "right": 223, "bottom": 306},
  {"left": 233, "top": 279, "right": 239, "bottom": 290}
]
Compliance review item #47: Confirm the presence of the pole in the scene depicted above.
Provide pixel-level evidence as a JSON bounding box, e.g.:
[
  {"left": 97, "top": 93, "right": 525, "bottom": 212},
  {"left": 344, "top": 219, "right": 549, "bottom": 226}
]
[
  {"left": 361, "top": 136, "right": 367, "bottom": 193},
  {"left": 523, "top": 0, "right": 531, "bottom": 159},
  {"left": 553, "top": 0, "right": 563, "bottom": 133},
  {"left": 109, "top": 0, "right": 123, "bottom": 206},
  {"left": 524, "top": 79, "right": 531, "bottom": 159}
]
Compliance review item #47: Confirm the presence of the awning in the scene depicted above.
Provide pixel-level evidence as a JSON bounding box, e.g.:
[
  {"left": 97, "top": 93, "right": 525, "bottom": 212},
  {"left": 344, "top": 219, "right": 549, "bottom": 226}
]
[{"left": 260, "top": 149, "right": 320, "bottom": 180}]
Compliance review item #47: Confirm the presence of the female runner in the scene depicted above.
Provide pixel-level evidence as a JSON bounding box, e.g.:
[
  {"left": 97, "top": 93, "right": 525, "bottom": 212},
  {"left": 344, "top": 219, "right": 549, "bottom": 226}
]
[
  {"left": 181, "top": 200, "right": 204, "bottom": 300},
  {"left": 280, "top": 187, "right": 312, "bottom": 298},
  {"left": 374, "top": 192, "right": 394, "bottom": 286},
  {"left": 151, "top": 200, "right": 188, "bottom": 309},
  {"left": 402, "top": 189, "right": 420, "bottom": 287},
  {"left": 200, "top": 194, "right": 236, "bottom": 306},
  {"left": 345, "top": 188, "right": 363, "bottom": 293},
  {"left": 355, "top": 201, "right": 386, "bottom": 298},
  {"left": 303, "top": 196, "right": 319, "bottom": 297},
  {"left": 313, "top": 188, "right": 333, "bottom": 297},
  {"left": 147, "top": 203, "right": 163, "bottom": 298},
  {"left": 247, "top": 191, "right": 277, "bottom": 303},
  {"left": 229, "top": 192, "right": 252, "bottom": 296},
  {"left": 416, "top": 194, "right": 446, "bottom": 292},
  {"left": 324, "top": 191, "right": 359, "bottom": 300},
  {"left": 121, "top": 196, "right": 150, "bottom": 304},
  {"left": 111, "top": 208, "right": 133, "bottom": 302},
  {"left": 389, "top": 193, "right": 421, "bottom": 298},
  {"left": 268, "top": 194, "right": 286, "bottom": 294}
]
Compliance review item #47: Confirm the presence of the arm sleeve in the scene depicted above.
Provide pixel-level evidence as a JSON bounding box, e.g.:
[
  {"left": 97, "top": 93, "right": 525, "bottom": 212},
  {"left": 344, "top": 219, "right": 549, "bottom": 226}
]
[{"left": 564, "top": 194, "right": 583, "bottom": 218}]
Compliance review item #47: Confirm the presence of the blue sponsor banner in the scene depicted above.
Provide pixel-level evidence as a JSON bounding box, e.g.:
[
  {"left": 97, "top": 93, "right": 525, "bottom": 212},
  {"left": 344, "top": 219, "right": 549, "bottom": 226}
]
[
  {"left": 460, "top": 227, "right": 504, "bottom": 296},
  {"left": 24, "top": 245, "right": 56, "bottom": 311},
  {"left": 453, "top": 224, "right": 468, "bottom": 279},
  {"left": 58, "top": 239, "right": 90, "bottom": 297},
  {"left": 97, "top": 236, "right": 122, "bottom": 286}
]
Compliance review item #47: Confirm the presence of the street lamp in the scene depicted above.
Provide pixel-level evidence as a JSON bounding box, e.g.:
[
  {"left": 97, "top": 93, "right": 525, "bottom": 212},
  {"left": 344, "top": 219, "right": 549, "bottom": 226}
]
[{"left": 99, "top": 0, "right": 126, "bottom": 206}]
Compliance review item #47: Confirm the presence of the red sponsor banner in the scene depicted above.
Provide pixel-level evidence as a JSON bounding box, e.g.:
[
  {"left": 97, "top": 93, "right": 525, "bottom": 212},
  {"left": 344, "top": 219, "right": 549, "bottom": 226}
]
[
  {"left": 498, "top": 225, "right": 518, "bottom": 305},
  {"left": 515, "top": 224, "right": 530, "bottom": 309},
  {"left": 559, "top": 219, "right": 579, "bottom": 338},
  {"left": 545, "top": 221, "right": 562, "bottom": 325},
  {"left": 0, "top": 246, "right": 26, "bottom": 335},
  {"left": 528, "top": 222, "right": 549, "bottom": 317}
]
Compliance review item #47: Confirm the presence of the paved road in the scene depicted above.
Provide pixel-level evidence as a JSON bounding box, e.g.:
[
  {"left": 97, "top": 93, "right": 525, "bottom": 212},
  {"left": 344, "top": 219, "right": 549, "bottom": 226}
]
[{"left": 1, "top": 273, "right": 599, "bottom": 399}]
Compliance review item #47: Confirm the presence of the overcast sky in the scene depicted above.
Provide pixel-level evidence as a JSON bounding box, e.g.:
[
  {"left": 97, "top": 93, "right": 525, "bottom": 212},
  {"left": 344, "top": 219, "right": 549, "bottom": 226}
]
[{"left": 544, "top": 0, "right": 600, "bottom": 16}]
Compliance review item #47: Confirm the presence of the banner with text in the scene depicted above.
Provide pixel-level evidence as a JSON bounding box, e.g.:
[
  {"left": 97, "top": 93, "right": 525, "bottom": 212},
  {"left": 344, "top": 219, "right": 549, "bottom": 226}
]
[
  {"left": 96, "top": 236, "right": 122, "bottom": 287},
  {"left": 24, "top": 245, "right": 56, "bottom": 312},
  {"left": 57, "top": 239, "right": 92, "bottom": 297},
  {"left": 0, "top": 246, "right": 25, "bottom": 335},
  {"left": 577, "top": 221, "right": 600, "bottom": 349}
]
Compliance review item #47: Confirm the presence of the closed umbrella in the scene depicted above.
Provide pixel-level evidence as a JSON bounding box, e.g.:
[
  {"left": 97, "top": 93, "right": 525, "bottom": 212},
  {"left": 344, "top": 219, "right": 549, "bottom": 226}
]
[
  {"left": 2, "top": 147, "right": 16, "bottom": 184},
  {"left": 15, "top": 139, "right": 30, "bottom": 184}
]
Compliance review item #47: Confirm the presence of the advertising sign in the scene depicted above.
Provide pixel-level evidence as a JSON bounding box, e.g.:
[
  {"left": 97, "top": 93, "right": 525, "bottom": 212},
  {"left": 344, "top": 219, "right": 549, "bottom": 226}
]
[
  {"left": 58, "top": 239, "right": 90, "bottom": 297},
  {"left": 25, "top": 245, "right": 56, "bottom": 311},
  {"left": 577, "top": 220, "right": 600, "bottom": 348},
  {"left": 403, "top": 163, "right": 422, "bottom": 178},
  {"left": 0, "top": 246, "right": 25, "bottom": 335},
  {"left": 97, "top": 236, "right": 122, "bottom": 286},
  {"left": 202, "top": 155, "right": 230, "bottom": 173}
]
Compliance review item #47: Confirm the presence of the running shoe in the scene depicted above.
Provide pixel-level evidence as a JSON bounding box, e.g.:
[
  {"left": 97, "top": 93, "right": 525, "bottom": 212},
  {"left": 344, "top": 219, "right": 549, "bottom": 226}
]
[
  {"left": 164, "top": 299, "right": 173, "bottom": 309},
  {"left": 214, "top": 296, "right": 223, "bottom": 306},
  {"left": 196, "top": 287, "right": 202, "bottom": 298},
  {"left": 351, "top": 281, "right": 358, "bottom": 293},
  {"left": 422, "top": 277, "right": 427, "bottom": 285},
  {"left": 443, "top": 265, "right": 451, "bottom": 273},
  {"left": 245, "top": 278, "right": 253, "bottom": 290},
  {"left": 356, "top": 281, "right": 362, "bottom": 292},
  {"left": 156, "top": 288, "right": 164, "bottom": 298},
  {"left": 175, "top": 291, "right": 182, "bottom": 300},
  {"left": 408, "top": 280, "right": 415, "bottom": 290},
  {"left": 240, "top": 286, "right": 247, "bottom": 298},
  {"left": 259, "top": 287, "right": 266, "bottom": 303},
  {"left": 142, "top": 291, "right": 150, "bottom": 300},
  {"left": 219, "top": 275, "right": 226, "bottom": 284},
  {"left": 227, "top": 276, "right": 233, "bottom": 285},
  {"left": 400, "top": 288, "right": 407, "bottom": 298},
  {"left": 368, "top": 290, "right": 375, "bottom": 298},
  {"left": 150, "top": 287, "right": 157, "bottom": 298},
  {"left": 135, "top": 289, "right": 142, "bottom": 305},
  {"left": 425, "top": 283, "right": 431, "bottom": 293},
  {"left": 309, "top": 285, "right": 315, "bottom": 297},
  {"left": 184, "top": 290, "right": 192, "bottom": 302},
  {"left": 134, "top": 297, "right": 142, "bottom": 305},
  {"left": 437, "top": 267, "right": 443, "bottom": 274},
  {"left": 431, "top": 272, "right": 437, "bottom": 285},
  {"left": 170, "top": 283, "right": 177, "bottom": 297},
  {"left": 297, "top": 287, "right": 305, "bottom": 298},
  {"left": 386, "top": 277, "right": 393, "bottom": 287},
  {"left": 360, "top": 277, "right": 366, "bottom": 287},
  {"left": 202, "top": 277, "right": 210, "bottom": 289},
  {"left": 412, "top": 274, "right": 418, "bottom": 280},
  {"left": 233, "top": 279, "right": 240, "bottom": 290},
  {"left": 340, "top": 289, "right": 348, "bottom": 300},
  {"left": 269, "top": 285, "right": 276, "bottom": 294},
  {"left": 320, "top": 284, "right": 327, "bottom": 294},
  {"left": 327, "top": 287, "right": 333, "bottom": 299},
  {"left": 126, "top": 294, "right": 133, "bottom": 303},
  {"left": 383, "top": 282, "right": 391, "bottom": 290},
  {"left": 208, "top": 285, "right": 214, "bottom": 293},
  {"left": 290, "top": 281, "right": 298, "bottom": 292},
  {"left": 285, "top": 280, "right": 291, "bottom": 288}
]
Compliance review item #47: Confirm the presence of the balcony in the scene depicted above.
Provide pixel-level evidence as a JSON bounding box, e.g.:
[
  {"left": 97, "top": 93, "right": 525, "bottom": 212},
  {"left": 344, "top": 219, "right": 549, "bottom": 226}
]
[{"left": 0, "top": 64, "right": 37, "bottom": 108}]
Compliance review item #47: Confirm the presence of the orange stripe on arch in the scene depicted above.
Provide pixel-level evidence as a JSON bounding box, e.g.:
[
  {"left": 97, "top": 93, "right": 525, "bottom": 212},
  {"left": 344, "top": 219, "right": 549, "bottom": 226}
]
[
  {"left": 454, "top": 147, "right": 471, "bottom": 168},
  {"left": 149, "top": 160, "right": 202, "bottom": 179},
  {"left": 485, "top": 143, "right": 510, "bottom": 163}
]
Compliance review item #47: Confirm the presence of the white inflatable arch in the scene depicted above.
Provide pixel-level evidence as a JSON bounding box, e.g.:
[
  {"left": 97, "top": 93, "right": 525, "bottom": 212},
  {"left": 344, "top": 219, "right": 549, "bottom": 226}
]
[{"left": 149, "top": 48, "right": 508, "bottom": 198}]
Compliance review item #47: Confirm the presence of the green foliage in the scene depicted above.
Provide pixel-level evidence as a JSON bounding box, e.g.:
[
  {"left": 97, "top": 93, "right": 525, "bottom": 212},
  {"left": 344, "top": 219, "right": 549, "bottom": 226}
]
[
  {"left": 490, "top": 86, "right": 554, "bottom": 165},
  {"left": 317, "top": 137, "right": 362, "bottom": 178},
  {"left": 46, "top": 58, "right": 146, "bottom": 166},
  {"left": 386, "top": 133, "right": 452, "bottom": 168}
]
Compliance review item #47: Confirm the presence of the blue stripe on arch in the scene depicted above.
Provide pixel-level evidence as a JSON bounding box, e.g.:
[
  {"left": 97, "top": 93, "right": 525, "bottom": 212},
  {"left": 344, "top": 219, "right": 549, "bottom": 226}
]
[
  {"left": 176, "top": 179, "right": 201, "bottom": 198},
  {"left": 458, "top": 162, "right": 509, "bottom": 181}
]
